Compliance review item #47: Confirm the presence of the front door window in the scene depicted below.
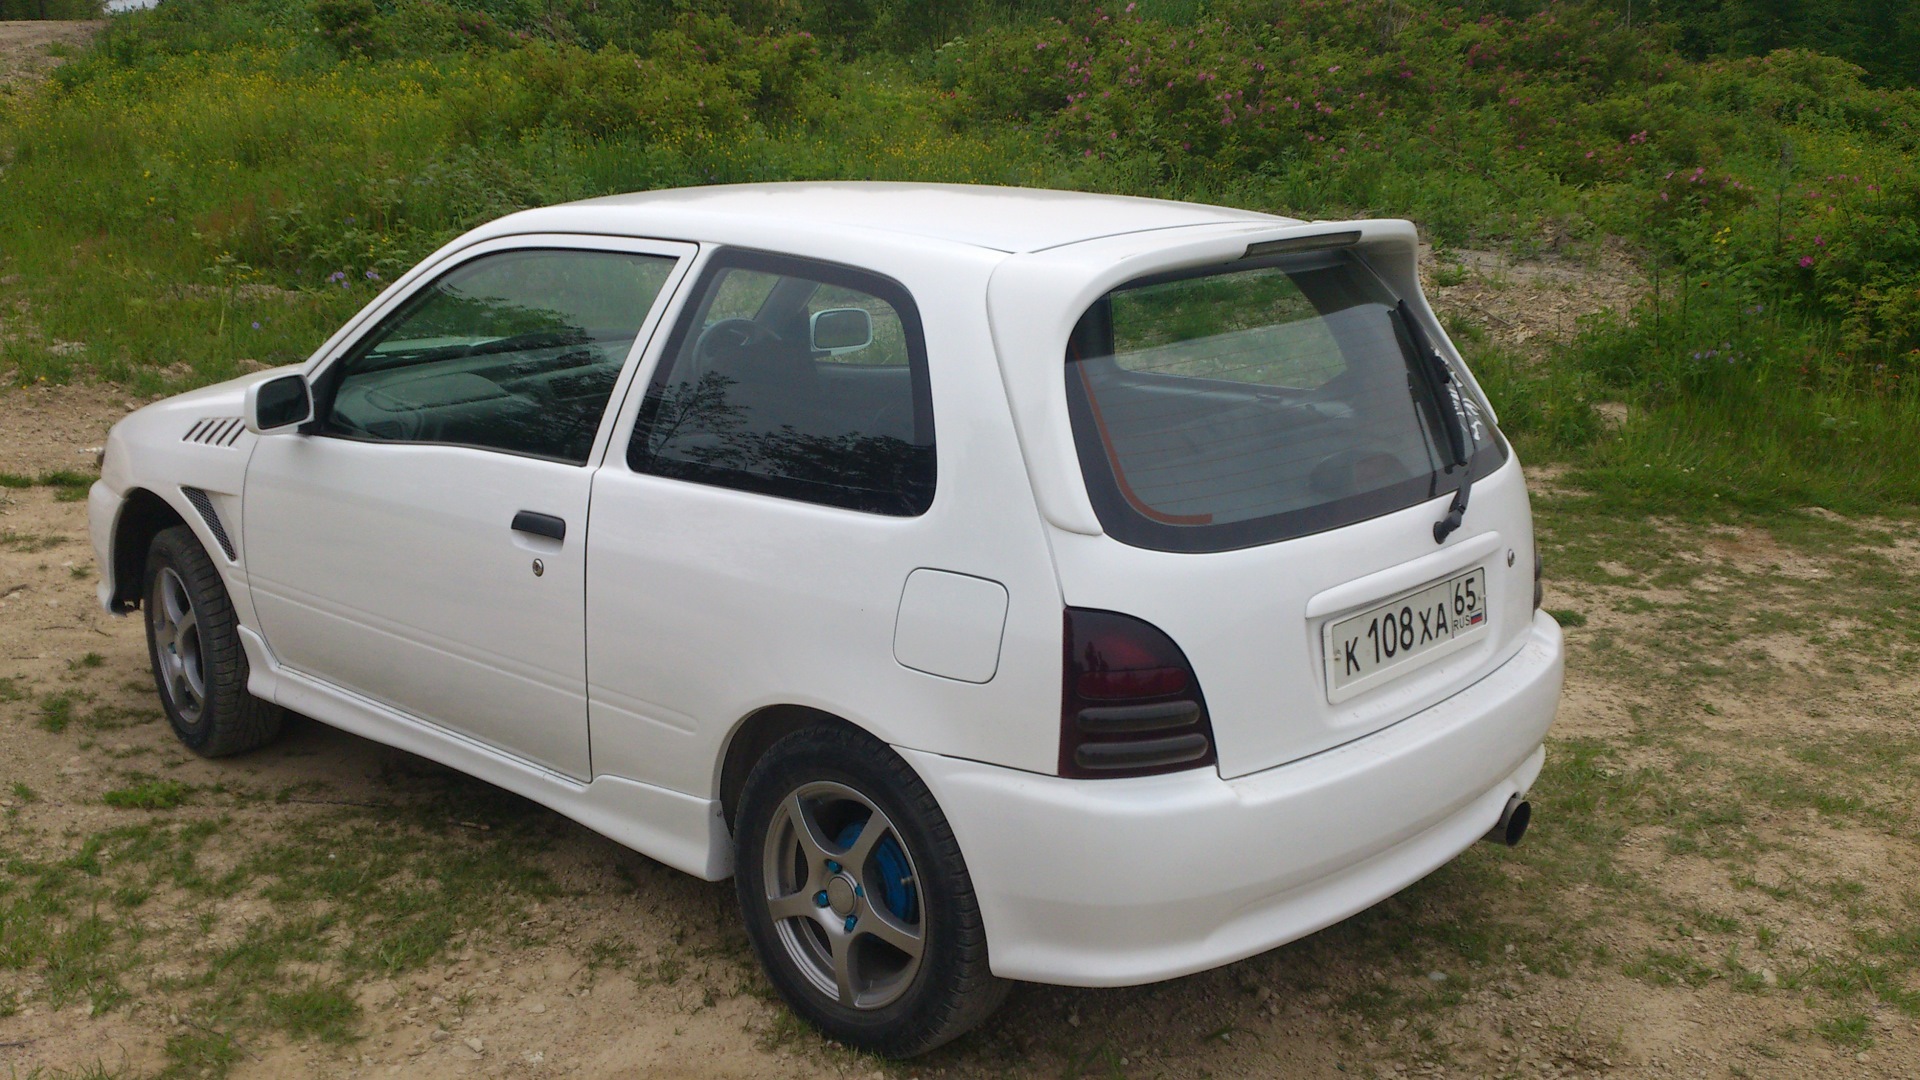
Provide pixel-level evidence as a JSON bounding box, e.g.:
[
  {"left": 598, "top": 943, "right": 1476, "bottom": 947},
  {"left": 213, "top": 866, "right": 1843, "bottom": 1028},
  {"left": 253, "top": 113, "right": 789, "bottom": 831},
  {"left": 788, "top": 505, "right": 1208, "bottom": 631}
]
[{"left": 320, "top": 249, "right": 676, "bottom": 464}]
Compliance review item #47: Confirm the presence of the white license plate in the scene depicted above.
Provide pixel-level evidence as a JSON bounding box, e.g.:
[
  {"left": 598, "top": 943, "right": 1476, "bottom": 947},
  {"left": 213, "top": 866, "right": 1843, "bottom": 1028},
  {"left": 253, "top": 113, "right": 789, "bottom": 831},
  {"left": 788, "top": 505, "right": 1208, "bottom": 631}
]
[{"left": 1324, "top": 567, "right": 1488, "bottom": 702}]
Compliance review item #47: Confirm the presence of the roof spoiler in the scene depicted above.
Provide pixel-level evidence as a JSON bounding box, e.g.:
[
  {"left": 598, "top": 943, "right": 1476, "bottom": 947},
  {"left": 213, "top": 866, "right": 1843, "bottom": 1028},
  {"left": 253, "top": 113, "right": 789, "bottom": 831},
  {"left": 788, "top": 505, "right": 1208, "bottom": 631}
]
[{"left": 1242, "top": 230, "right": 1362, "bottom": 259}]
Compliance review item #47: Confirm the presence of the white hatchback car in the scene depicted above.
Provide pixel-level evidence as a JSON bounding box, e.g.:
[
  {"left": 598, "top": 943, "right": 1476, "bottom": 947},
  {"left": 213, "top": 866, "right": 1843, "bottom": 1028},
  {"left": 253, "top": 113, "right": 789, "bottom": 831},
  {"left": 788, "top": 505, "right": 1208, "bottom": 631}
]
[{"left": 89, "top": 182, "right": 1562, "bottom": 1055}]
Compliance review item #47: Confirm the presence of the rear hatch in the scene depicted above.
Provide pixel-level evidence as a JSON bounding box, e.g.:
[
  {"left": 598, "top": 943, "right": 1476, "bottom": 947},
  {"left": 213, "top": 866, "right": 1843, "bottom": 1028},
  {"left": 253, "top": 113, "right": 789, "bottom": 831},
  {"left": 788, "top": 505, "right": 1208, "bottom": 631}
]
[{"left": 991, "top": 223, "right": 1539, "bottom": 779}]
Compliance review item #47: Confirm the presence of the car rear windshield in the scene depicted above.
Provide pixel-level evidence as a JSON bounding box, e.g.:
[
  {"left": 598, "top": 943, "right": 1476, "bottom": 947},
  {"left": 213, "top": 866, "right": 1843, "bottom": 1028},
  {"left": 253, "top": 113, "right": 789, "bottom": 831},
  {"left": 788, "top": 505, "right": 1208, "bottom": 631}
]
[{"left": 1065, "top": 251, "right": 1504, "bottom": 553}]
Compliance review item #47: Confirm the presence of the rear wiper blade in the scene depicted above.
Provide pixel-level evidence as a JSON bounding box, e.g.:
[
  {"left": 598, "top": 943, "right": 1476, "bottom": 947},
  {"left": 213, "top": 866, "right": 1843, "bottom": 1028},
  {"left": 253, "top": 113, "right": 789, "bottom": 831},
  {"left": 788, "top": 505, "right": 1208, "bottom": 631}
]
[{"left": 1395, "top": 300, "right": 1473, "bottom": 544}]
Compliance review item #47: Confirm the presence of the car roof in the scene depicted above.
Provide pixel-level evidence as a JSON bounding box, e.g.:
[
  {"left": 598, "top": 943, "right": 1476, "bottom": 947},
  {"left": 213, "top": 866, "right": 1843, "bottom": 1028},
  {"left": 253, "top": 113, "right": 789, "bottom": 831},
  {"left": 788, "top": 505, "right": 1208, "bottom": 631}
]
[{"left": 536, "top": 182, "right": 1296, "bottom": 254}]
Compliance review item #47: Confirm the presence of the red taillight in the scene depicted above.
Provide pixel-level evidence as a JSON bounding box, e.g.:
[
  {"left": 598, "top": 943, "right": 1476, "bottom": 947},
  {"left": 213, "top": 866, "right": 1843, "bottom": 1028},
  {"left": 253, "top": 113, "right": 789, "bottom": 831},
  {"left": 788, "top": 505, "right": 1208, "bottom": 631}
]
[{"left": 1060, "top": 608, "right": 1218, "bottom": 779}]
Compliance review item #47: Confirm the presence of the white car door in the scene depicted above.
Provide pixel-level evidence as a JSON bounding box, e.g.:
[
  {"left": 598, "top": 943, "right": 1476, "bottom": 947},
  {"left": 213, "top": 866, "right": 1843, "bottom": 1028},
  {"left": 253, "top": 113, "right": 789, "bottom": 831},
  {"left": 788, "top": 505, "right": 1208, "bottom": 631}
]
[{"left": 244, "top": 237, "right": 692, "bottom": 779}]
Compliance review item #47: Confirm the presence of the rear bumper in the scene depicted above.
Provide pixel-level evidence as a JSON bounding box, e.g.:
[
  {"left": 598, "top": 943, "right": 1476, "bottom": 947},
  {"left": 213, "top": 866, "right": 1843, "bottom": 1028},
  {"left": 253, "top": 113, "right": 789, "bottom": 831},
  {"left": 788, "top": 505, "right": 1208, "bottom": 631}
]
[{"left": 902, "top": 610, "right": 1563, "bottom": 987}]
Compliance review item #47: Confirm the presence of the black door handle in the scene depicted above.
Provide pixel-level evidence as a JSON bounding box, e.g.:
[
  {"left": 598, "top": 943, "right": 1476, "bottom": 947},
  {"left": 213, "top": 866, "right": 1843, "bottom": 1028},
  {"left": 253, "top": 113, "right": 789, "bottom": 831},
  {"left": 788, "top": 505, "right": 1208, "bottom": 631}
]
[{"left": 511, "top": 511, "right": 566, "bottom": 541}]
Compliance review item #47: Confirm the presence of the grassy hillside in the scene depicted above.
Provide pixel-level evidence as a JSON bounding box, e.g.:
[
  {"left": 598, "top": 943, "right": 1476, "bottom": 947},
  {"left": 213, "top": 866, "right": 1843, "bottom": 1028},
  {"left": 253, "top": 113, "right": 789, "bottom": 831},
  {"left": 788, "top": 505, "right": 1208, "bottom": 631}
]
[
  {"left": 0, "top": 1, "right": 101, "bottom": 19},
  {"left": 1, "top": 0, "right": 1917, "bottom": 513}
]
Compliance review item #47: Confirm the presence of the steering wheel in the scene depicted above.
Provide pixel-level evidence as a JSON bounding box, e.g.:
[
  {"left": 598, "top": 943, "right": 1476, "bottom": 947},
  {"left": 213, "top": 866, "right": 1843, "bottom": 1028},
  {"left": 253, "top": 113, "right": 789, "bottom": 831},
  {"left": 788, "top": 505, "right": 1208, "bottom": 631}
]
[{"left": 693, "top": 318, "right": 782, "bottom": 374}]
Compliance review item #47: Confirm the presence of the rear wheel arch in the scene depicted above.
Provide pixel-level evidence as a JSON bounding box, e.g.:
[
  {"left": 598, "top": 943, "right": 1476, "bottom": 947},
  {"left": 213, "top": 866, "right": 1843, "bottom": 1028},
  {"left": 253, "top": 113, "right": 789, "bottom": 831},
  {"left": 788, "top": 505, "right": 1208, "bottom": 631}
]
[
  {"left": 719, "top": 705, "right": 870, "bottom": 831},
  {"left": 111, "top": 488, "right": 187, "bottom": 612}
]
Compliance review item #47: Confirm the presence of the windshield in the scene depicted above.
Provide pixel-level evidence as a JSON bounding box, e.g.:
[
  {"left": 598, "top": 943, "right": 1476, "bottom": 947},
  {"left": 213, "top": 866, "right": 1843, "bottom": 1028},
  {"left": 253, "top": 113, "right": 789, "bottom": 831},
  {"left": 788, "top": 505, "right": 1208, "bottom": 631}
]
[{"left": 1065, "top": 251, "right": 1503, "bottom": 552}]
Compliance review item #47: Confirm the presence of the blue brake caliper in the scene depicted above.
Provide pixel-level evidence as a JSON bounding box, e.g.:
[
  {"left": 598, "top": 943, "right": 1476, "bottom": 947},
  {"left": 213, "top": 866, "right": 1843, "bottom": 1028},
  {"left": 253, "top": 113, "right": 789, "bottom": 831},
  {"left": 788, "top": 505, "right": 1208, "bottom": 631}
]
[{"left": 835, "top": 820, "right": 919, "bottom": 924}]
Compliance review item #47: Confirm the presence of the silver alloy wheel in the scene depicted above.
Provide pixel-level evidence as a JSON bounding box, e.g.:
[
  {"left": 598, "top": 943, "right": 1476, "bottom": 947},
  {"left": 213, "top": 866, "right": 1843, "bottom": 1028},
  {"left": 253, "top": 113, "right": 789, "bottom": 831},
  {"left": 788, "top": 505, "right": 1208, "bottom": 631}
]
[
  {"left": 762, "top": 780, "right": 926, "bottom": 1010},
  {"left": 150, "top": 566, "right": 206, "bottom": 724}
]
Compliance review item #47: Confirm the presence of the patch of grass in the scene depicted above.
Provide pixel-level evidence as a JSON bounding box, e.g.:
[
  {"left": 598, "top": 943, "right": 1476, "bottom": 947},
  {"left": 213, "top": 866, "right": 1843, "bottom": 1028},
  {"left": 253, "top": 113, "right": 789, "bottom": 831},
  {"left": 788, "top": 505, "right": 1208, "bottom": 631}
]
[
  {"left": 0, "top": 675, "right": 23, "bottom": 703},
  {"left": 1624, "top": 947, "right": 1718, "bottom": 988},
  {"left": 1546, "top": 608, "right": 1588, "bottom": 627},
  {"left": 265, "top": 982, "right": 361, "bottom": 1042},
  {"left": 0, "top": 788, "right": 574, "bottom": 1075},
  {"left": 1814, "top": 1012, "right": 1872, "bottom": 1047},
  {"left": 638, "top": 953, "right": 686, "bottom": 988},
  {"left": 1734, "top": 767, "right": 1873, "bottom": 824},
  {"left": 163, "top": 1029, "right": 243, "bottom": 1078},
  {"left": 584, "top": 934, "right": 636, "bottom": 974},
  {"left": 0, "top": 530, "right": 63, "bottom": 554},
  {"left": 42, "top": 912, "right": 128, "bottom": 1014},
  {"left": 11, "top": 782, "right": 37, "bottom": 803},
  {"left": 0, "top": 469, "right": 95, "bottom": 494},
  {"left": 37, "top": 691, "right": 78, "bottom": 732},
  {"left": 69, "top": 651, "right": 105, "bottom": 670},
  {"left": 103, "top": 777, "right": 194, "bottom": 810}
]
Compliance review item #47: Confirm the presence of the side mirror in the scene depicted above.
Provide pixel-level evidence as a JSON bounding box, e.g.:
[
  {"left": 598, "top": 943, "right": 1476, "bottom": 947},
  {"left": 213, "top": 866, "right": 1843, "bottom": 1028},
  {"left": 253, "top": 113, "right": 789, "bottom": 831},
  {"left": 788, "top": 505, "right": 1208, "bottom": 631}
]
[
  {"left": 809, "top": 307, "right": 872, "bottom": 356},
  {"left": 245, "top": 373, "right": 313, "bottom": 435}
]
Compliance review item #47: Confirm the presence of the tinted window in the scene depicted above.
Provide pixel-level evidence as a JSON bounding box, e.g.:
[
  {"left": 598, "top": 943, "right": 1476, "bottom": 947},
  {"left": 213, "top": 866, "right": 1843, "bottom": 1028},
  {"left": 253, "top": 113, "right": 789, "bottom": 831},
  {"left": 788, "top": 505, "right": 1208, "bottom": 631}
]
[
  {"left": 321, "top": 249, "right": 675, "bottom": 465},
  {"left": 1067, "top": 252, "right": 1503, "bottom": 552},
  {"left": 628, "top": 251, "right": 935, "bottom": 516}
]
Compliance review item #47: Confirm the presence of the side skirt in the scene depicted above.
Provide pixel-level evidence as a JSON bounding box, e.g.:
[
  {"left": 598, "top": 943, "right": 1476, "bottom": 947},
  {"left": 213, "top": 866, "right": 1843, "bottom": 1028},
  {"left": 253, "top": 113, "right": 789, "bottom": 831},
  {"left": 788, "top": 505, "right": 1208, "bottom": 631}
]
[{"left": 238, "top": 626, "right": 732, "bottom": 881}]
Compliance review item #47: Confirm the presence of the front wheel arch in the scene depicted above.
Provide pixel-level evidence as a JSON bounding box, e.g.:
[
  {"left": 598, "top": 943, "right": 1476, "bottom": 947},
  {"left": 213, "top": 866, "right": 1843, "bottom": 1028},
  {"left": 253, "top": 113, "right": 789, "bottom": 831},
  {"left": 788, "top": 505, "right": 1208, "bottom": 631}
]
[{"left": 109, "top": 488, "right": 187, "bottom": 612}]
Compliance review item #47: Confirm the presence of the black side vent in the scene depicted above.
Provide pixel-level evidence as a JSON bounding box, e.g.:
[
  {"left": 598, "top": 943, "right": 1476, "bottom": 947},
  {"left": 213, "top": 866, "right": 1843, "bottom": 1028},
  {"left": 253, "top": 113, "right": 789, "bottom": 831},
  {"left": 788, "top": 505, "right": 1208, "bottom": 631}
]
[
  {"left": 181, "top": 487, "right": 237, "bottom": 561},
  {"left": 182, "top": 417, "right": 246, "bottom": 447}
]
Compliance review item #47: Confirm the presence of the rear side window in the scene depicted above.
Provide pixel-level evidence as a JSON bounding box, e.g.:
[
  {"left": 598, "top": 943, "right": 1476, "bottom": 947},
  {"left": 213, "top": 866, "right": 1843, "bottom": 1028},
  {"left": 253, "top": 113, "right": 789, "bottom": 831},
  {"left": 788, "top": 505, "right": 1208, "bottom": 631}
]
[
  {"left": 628, "top": 250, "right": 936, "bottom": 516},
  {"left": 1066, "top": 252, "right": 1503, "bottom": 552}
]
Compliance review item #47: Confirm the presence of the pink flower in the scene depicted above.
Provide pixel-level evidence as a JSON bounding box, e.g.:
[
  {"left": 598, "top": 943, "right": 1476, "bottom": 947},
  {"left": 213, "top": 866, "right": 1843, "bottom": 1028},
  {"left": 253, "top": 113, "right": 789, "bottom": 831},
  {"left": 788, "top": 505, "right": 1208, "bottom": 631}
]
[{"left": 1799, "top": 256, "right": 1815, "bottom": 268}]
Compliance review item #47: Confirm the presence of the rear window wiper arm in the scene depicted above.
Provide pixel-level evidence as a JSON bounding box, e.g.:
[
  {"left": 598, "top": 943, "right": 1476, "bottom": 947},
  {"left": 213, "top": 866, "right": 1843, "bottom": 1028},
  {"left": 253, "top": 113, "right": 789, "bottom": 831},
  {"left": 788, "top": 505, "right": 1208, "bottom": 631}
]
[{"left": 1396, "top": 300, "right": 1473, "bottom": 544}]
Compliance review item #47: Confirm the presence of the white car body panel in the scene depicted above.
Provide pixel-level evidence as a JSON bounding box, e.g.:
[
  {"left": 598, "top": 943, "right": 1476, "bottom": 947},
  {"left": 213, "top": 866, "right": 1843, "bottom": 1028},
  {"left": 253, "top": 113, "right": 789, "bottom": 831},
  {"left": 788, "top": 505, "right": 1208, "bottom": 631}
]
[
  {"left": 87, "top": 182, "right": 1563, "bottom": 989},
  {"left": 245, "top": 440, "right": 599, "bottom": 777},
  {"left": 88, "top": 368, "right": 286, "bottom": 620},
  {"left": 1042, "top": 459, "right": 1538, "bottom": 778},
  {"left": 907, "top": 613, "right": 1561, "bottom": 986},
  {"left": 583, "top": 237, "right": 1066, "bottom": 794},
  {"left": 986, "top": 219, "right": 1538, "bottom": 777},
  {"left": 892, "top": 569, "right": 1011, "bottom": 684}
]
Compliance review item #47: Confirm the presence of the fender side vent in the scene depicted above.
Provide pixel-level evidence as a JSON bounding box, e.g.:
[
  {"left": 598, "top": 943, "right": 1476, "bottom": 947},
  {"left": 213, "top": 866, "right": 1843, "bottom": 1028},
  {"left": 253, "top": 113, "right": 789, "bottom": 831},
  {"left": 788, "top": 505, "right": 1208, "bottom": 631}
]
[
  {"left": 182, "top": 417, "right": 246, "bottom": 447},
  {"left": 181, "top": 487, "right": 237, "bottom": 562}
]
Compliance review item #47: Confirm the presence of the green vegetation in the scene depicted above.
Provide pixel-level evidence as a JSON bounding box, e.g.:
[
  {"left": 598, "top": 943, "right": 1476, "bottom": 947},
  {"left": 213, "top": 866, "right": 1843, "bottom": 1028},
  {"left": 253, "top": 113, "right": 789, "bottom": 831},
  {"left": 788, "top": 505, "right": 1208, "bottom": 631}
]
[
  {"left": 0, "top": 529, "right": 64, "bottom": 553},
  {"left": 1, "top": 0, "right": 1915, "bottom": 516},
  {"left": 1650, "top": 0, "right": 1920, "bottom": 89},
  {"left": 37, "top": 689, "right": 77, "bottom": 732},
  {"left": 0, "top": 0, "right": 101, "bottom": 20},
  {"left": 102, "top": 776, "right": 194, "bottom": 809},
  {"left": 0, "top": 775, "right": 566, "bottom": 1076}
]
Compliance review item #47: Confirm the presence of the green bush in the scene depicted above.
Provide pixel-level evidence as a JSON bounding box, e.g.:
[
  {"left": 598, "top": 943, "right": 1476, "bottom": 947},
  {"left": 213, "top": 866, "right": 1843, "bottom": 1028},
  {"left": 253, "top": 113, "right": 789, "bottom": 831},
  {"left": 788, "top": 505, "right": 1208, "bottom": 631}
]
[
  {"left": 2, "top": 0, "right": 1917, "bottom": 512},
  {"left": 0, "top": 0, "right": 101, "bottom": 19}
]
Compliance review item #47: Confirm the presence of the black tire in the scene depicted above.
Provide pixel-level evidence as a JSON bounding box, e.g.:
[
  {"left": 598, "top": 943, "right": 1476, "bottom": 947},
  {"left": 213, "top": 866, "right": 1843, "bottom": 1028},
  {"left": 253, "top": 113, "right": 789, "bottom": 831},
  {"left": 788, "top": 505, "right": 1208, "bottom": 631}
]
[
  {"left": 734, "top": 725, "right": 1008, "bottom": 1057},
  {"left": 143, "top": 524, "right": 283, "bottom": 757}
]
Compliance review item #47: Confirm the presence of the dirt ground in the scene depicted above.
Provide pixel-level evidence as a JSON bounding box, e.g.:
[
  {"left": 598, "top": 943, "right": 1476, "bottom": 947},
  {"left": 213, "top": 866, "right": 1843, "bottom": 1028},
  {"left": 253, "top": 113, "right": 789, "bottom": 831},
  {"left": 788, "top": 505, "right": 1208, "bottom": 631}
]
[
  {"left": 4, "top": 364, "right": 1918, "bottom": 1079},
  {"left": 0, "top": 20, "right": 100, "bottom": 85}
]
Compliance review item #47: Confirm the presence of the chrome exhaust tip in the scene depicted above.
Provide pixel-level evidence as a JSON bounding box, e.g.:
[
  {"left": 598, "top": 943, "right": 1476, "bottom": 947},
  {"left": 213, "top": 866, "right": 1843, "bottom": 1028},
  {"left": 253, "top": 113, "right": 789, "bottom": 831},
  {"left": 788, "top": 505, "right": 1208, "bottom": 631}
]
[{"left": 1483, "top": 794, "right": 1531, "bottom": 847}]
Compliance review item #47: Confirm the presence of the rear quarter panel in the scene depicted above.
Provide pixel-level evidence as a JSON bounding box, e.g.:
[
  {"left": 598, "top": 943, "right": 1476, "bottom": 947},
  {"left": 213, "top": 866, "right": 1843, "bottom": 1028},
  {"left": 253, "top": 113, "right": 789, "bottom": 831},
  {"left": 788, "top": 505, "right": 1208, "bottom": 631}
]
[{"left": 581, "top": 236, "right": 1070, "bottom": 797}]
